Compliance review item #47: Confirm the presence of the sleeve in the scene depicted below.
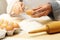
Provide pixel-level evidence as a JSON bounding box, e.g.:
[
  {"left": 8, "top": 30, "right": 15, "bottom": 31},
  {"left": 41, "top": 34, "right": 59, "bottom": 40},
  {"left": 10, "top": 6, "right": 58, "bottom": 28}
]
[{"left": 49, "top": 0, "right": 60, "bottom": 20}]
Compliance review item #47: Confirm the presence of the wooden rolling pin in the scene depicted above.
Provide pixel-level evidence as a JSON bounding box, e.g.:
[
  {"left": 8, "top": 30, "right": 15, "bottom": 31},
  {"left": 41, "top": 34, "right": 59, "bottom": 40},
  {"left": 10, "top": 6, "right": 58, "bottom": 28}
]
[{"left": 29, "top": 21, "right": 60, "bottom": 34}]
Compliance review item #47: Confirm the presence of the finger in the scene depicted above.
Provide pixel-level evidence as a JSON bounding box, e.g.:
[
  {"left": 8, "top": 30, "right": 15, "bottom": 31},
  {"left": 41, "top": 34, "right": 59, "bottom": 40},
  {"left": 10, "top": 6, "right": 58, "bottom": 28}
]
[
  {"left": 11, "top": 6, "right": 20, "bottom": 16},
  {"left": 10, "top": 12, "right": 18, "bottom": 17},
  {"left": 16, "top": 2, "right": 23, "bottom": 12},
  {"left": 32, "top": 10, "right": 47, "bottom": 17},
  {"left": 33, "top": 7, "right": 41, "bottom": 11},
  {"left": 32, "top": 12, "right": 44, "bottom": 17},
  {"left": 32, "top": 8, "right": 44, "bottom": 15},
  {"left": 43, "top": 10, "right": 51, "bottom": 16},
  {"left": 32, "top": 7, "right": 42, "bottom": 15},
  {"left": 21, "top": 2, "right": 24, "bottom": 8},
  {"left": 33, "top": 6, "right": 50, "bottom": 15},
  {"left": 32, "top": 5, "right": 48, "bottom": 15},
  {"left": 19, "top": 5, "right": 23, "bottom": 12},
  {"left": 33, "top": 7, "right": 46, "bottom": 15},
  {"left": 39, "top": 10, "right": 51, "bottom": 16},
  {"left": 21, "top": 3, "right": 25, "bottom": 11}
]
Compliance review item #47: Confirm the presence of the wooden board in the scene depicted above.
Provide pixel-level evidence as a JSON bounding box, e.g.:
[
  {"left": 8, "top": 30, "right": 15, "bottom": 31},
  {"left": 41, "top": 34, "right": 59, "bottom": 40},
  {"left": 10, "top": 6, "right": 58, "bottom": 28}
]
[{"left": 3, "top": 31, "right": 60, "bottom": 40}]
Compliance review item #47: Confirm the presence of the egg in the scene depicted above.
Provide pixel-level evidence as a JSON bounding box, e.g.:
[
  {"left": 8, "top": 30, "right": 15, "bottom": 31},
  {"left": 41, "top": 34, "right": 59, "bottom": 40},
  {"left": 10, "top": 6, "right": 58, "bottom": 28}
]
[
  {"left": 3, "top": 20, "right": 8, "bottom": 24},
  {"left": 6, "top": 25, "right": 14, "bottom": 31},
  {"left": 5, "top": 22, "right": 14, "bottom": 36},
  {"left": 8, "top": 22, "right": 14, "bottom": 26},
  {"left": 13, "top": 23, "right": 19, "bottom": 28},
  {"left": 0, "top": 19, "right": 20, "bottom": 36},
  {"left": 6, "top": 26, "right": 14, "bottom": 36},
  {"left": 0, "top": 19, "right": 4, "bottom": 25},
  {"left": 12, "top": 22, "right": 20, "bottom": 34},
  {"left": 0, "top": 20, "right": 8, "bottom": 29},
  {"left": 26, "top": 10, "right": 34, "bottom": 16},
  {"left": 0, "top": 24, "right": 7, "bottom": 29}
]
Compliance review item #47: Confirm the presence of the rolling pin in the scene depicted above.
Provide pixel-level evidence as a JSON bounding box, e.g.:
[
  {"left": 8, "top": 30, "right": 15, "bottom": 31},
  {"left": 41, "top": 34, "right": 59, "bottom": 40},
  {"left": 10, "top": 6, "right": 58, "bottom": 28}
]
[{"left": 29, "top": 21, "right": 60, "bottom": 34}]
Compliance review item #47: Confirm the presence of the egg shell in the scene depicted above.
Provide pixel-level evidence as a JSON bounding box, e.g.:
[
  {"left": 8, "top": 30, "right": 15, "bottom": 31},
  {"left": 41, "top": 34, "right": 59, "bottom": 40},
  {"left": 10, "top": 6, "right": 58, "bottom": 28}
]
[
  {"left": 0, "top": 23, "right": 8, "bottom": 29},
  {"left": 13, "top": 23, "right": 20, "bottom": 28},
  {"left": 6, "top": 30, "right": 14, "bottom": 36},
  {"left": 6, "top": 25, "right": 14, "bottom": 31},
  {"left": 0, "top": 29, "right": 6, "bottom": 39},
  {"left": 13, "top": 22, "right": 20, "bottom": 34},
  {"left": 14, "top": 28, "right": 20, "bottom": 34}
]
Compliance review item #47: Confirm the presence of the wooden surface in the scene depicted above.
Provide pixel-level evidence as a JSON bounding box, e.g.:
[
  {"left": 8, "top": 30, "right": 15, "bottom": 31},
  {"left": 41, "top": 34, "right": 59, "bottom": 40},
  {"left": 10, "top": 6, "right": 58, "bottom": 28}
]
[{"left": 3, "top": 31, "right": 60, "bottom": 40}]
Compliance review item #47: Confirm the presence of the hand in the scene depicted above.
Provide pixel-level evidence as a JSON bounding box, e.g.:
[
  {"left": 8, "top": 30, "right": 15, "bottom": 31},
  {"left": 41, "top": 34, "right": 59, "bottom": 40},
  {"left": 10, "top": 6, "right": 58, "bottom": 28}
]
[
  {"left": 32, "top": 3, "right": 52, "bottom": 18},
  {"left": 10, "top": 2, "right": 24, "bottom": 17}
]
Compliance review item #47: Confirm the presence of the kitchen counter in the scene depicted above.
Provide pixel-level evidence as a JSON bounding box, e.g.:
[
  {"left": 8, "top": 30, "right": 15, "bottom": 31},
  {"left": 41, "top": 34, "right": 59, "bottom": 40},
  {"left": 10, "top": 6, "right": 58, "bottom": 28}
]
[
  {"left": 1, "top": 14, "right": 59, "bottom": 40},
  {"left": 3, "top": 31, "right": 60, "bottom": 40}
]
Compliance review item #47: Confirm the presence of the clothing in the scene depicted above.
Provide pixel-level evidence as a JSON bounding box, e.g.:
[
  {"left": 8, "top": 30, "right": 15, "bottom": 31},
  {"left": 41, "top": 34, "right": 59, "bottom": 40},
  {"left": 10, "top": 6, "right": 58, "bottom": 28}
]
[{"left": 49, "top": 0, "right": 60, "bottom": 20}]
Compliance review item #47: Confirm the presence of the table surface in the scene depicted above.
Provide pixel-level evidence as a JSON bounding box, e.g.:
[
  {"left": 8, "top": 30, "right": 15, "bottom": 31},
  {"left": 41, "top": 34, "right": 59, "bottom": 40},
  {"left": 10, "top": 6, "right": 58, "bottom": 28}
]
[
  {"left": 3, "top": 31, "right": 60, "bottom": 40},
  {"left": 0, "top": 14, "right": 59, "bottom": 40}
]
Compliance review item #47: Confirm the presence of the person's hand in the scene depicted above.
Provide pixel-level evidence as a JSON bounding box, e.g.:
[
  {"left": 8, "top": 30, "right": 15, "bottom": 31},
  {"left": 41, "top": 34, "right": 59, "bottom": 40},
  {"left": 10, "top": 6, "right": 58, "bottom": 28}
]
[
  {"left": 10, "top": 2, "right": 24, "bottom": 17},
  {"left": 32, "top": 3, "right": 52, "bottom": 18}
]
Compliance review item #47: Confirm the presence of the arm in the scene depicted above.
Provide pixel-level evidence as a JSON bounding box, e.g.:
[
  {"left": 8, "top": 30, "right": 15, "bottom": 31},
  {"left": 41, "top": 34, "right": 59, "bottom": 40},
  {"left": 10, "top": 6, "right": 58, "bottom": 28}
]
[
  {"left": 26, "top": 3, "right": 52, "bottom": 18},
  {"left": 26, "top": 0, "right": 60, "bottom": 20}
]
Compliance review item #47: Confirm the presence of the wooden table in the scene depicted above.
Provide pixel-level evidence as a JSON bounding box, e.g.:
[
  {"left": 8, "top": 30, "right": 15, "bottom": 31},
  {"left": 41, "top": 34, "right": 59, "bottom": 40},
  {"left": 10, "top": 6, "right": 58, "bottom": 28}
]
[{"left": 3, "top": 31, "right": 60, "bottom": 40}]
